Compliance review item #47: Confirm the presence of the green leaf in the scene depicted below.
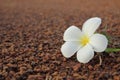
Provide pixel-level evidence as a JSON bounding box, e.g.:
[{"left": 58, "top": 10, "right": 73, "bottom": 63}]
[{"left": 105, "top": 48, "right": 120, "bottom": 53}]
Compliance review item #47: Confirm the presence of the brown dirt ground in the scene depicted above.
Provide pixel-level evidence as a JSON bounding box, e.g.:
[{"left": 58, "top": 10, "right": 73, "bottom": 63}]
[{"left": 0, "top": 0, "right": 120, "bottom": 80}]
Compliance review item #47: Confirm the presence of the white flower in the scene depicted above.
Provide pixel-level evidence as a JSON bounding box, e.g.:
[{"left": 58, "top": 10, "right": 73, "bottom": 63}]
[{"left": 61, "top": 17, "right": 108, "bottom": 63}]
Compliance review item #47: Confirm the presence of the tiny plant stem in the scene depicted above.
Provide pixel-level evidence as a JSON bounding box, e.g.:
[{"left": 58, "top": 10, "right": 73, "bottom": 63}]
[
  {"left": 97, "top": 53, "right": 102, "bottom": 65},
  {"left": 99, "top": 55, "right": 102, "bottom": 65},
  {"left": 105, "top": 48, "right": 120, "bottom": 53}
]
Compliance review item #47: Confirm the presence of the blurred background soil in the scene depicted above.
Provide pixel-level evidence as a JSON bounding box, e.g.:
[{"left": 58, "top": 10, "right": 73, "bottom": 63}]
[{"left": 0, "top": 0, "right": 120, "bottom": 80}]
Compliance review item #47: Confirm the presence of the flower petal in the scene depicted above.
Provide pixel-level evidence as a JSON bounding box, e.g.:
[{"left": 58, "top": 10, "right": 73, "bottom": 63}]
[
  {"left": 90, "top": 34, "right": 108, "bottom": 52},
  {"left": 61, "top": 41, "right": 81, "bottom": 58},
  {"left": 77, "top": 44, "right": 94, "bottom": 63},
  {"left": 82, "top": 17, "right": 101, "bottom": 36},
  {"left": 64, "top": 26, "right": 82, "bottom": 41}
]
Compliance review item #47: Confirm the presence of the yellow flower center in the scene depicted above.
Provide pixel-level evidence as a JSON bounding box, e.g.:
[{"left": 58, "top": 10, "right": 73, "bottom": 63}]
[{"left": 80, "top": 35, "right": 89, "bottom": 46}]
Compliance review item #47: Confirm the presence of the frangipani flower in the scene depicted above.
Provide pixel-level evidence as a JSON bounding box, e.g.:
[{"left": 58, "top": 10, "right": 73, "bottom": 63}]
[{"left": 61, "top": 17, "right": 108, "bottom": 63}]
